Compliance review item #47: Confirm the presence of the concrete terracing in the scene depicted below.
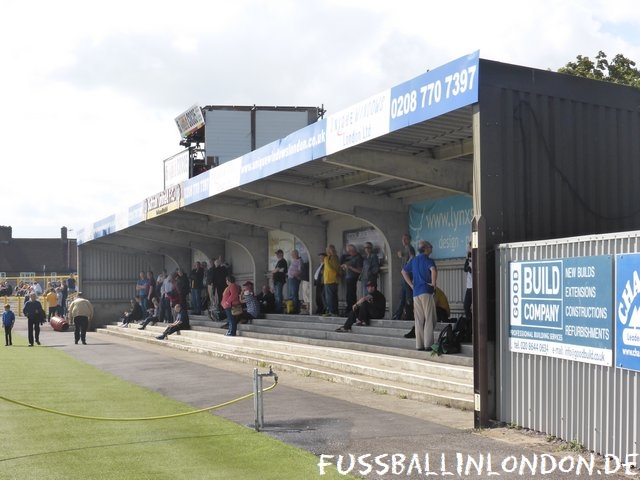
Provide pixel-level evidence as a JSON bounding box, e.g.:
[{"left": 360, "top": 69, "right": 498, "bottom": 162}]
[{"left": 99, "top": 312, "right": 474, "bottom": 410}]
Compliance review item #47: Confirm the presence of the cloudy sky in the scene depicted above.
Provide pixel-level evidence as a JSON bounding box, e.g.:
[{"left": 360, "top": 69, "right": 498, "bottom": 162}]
[{"left": 2, "top": 0, "right": 639, "bottom": 238}]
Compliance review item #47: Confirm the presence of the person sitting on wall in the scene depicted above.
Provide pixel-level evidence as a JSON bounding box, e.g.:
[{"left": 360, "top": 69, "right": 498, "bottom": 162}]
[
  {"left": 156, "top": 303, "right": 190, "bottom": 340},
  {"left": 335, "top": 281, "right": 386, "bottom": 332},
  {"left": 119, "top": 298, "right": 144, "bottom": 327}
]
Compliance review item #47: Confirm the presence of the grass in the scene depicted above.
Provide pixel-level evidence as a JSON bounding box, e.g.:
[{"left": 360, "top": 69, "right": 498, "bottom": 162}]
[{"left": 0, "top": 335, "right": 353, "bottom": 480}]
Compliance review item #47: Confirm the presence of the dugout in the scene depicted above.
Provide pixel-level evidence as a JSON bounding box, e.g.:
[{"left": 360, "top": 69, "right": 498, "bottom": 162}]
[{"left": 77, "top": 51, "right": 640, "bottom": 442}]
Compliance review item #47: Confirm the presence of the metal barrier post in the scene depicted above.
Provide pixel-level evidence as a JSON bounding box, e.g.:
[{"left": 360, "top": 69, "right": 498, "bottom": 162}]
[{"left": 253, "top": 366, "right": 277, "bottom": 431}]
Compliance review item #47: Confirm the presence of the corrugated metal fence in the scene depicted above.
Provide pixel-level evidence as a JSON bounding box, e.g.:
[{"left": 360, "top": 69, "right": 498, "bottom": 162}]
[{"left": 497, "top": 231, "right": 640, "bottom": 460}]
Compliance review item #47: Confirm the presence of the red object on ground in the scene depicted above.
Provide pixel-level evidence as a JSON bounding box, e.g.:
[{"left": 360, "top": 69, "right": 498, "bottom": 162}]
[{"left": 50, "top": 316, "right": 70, "bottom": 332}]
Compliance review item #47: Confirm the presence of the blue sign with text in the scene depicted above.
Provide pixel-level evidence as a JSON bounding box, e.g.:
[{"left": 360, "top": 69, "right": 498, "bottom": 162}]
[
  {"left": 389, "top": 51, "right": 479, "bottom": 131},
  {"left": 615, "top": 254, "right": 640, "bottom": 371},
  {"left": 510, "top": 256, "right": 613, "bottom": 366}
]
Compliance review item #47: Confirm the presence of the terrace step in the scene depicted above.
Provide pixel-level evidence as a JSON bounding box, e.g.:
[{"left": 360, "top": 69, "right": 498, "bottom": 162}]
[{"left": 98, "top": 322, "right": 474, "bottom": 410}]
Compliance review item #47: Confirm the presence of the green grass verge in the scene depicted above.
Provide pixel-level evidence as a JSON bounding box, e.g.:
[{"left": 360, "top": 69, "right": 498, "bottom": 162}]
[{"left": 0, "top": 335, "right": 352, "bottom": 479}]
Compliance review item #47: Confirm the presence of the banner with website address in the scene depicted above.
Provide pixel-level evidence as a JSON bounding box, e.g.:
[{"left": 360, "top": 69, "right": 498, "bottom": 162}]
[
  {"left": 408, "top": 195, "right": 472, "bottom": 259},
  {"left": 509, "top": 256, "right": 613, "bottom": 366}
]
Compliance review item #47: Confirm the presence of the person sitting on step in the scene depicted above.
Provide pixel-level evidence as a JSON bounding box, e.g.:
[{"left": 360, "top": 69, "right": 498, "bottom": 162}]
[
  {"left": 335, "top": 281, "right": 385, "bottom": 332},
  {"left": 138, "top": 297, "right": 160, "bottom": 330},
  {"left": 156, "top": 304, "right": 190, "bottom": 339},
  {"left": 119, "top": 298, "right": 144, "bottom": 327},
  {"left": 237, "top": 281, "right": 260, "bottom": 324}
]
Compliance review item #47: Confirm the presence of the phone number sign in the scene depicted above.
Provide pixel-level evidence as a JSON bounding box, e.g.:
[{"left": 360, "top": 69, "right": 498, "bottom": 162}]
[{"left": 389, "top": 51, "right": 479, "bottom": 131}]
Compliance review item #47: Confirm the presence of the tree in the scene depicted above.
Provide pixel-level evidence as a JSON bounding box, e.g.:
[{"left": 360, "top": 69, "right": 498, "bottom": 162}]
[{"left": 557, "top": 51, "right": 640, "bottom": 88}]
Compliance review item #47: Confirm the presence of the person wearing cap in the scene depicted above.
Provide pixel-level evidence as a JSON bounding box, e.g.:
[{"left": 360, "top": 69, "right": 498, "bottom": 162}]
[
  {"left": 402, "top": 240, "right": 438, "bottom": 351},
  {"left": 271, "top": 249, "right": 288, "bottom": 313},
  {"left": 68, "top": 292, "right": 94, "bottom": 345},
  {"left": 335, "top": 281, "right": 386, "bottom": 332}
]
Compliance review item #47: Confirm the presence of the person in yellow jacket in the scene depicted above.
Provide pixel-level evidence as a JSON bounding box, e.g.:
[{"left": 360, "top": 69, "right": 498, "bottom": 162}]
[
  {"left": 323, "top": 244, "right": 341, "bottom": 316},
  {"left": 45, "top": 288, "right": 59, "bottom": 322},
  {"left": 68, "top": 292, "right": 94, "bottom": 345}
]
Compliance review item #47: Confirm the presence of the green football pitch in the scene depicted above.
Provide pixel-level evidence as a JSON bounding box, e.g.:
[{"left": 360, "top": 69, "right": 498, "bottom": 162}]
[{"left": 0, "top": 335, "right": 351, "bottom": 479}]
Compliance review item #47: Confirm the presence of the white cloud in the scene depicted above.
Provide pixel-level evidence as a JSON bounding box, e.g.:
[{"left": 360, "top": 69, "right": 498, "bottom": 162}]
[{"left": 1, "top": 0, "right": 639, "bottom": 237}]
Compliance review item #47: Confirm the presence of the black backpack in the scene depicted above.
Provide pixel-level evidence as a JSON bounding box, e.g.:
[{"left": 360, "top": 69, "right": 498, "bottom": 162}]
[
  {"left": 453, "top": 316, "right": 472, "bottom": 343},
  {"left": 431, "top": 324, "right": 461, "bottom": 355}
]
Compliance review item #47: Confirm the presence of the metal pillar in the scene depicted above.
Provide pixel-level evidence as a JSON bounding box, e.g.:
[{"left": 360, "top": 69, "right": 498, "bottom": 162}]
[{"left": 253, "top": 366, "right": 278, "bottom": 431}]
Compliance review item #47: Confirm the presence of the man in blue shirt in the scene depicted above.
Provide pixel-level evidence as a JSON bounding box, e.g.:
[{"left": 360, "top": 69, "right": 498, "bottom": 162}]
[{"left": 402, "top": 240, "right": 438, "bottom": 351}]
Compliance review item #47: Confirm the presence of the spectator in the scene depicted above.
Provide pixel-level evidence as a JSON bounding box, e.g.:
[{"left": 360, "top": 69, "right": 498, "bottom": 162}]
[
  {"left": 146, "top": 271, "right": 156, "bottom": 306},
  {"left": 272, "top": 249, "right": 287, "bottom": 313},
  {"left": 323, "top": 244, "right": 341, "bottom": 316},
  {"left": 22, "top": 292, "right": 44, "bottom": 346},
  {"left": 401, "top": 240, "right": 438, "bottom": 351},
  {"left": 67, "top": 274, "right": 76, "bottom": 293},
  {"left": 360, "top": 242, "right": 380, "bottom": 297},
  {"left": 175, "top": 268, "right": 190, "bottom": 309},
  {"left": 60, "top": 279, "right": 69, "bottom": 315},
  {"left": 404, "top": 287, "right": 450, "bottom": 338},
  {"left": 0, "top": 281, "right": 13, "bottom": 296},
  {"left": 464, "top": 242, "right": 473, "bottom": 321},
  {"left": 221, "top": 276, "right": 241, "bottom": 337},
  {"left": 336, "top": 281, "right": 386, "bottom": 332},
  {"left": 55, "top": 287, "right": 64, "bottom": 316},
  {"left": 32, "top": 281, "right": 43, "bottom": 296},
  {"left": 68, "top": 292, "right": 94, "bottom": 345},
  {"left": 313, "top": 252, "right": 326, "bottom": 314},
  {"left": 135, "top": 271, "right": 149, "bottom": 312},
  {"left": 340, "top": 244, "right": 363, "bottom": 313},
  {"left": 156, "top": 303, "right": 190, "bottom": 340},
  {"left": 189, "top": 262, "right": 204, "bottom": 315},
  {"left": 237, "top": 281, "right": 260, "bottom": 324},
  {"left": 3, "top": 303, "right": 15, "bottom": 346},
  {"left": 392, "top": 233, "right": 416, "bottom": 320},
  {"left": 138, "top": 297, "right": 160, "bottom": 330},
  {"left": 45, "top": 288, "right": 59, "bottom": 321},
  {"left": 119, "top": 298, "right": 144, "bottom": 327},
  {"left": 159, "top": 272, "right": 176, "bottom": 322},
  {"left": 257, "top": 285, "right": 276, "bottom": 315},
  {"left": 287, "top": 249, "right": 302, "bottom": 314},
  {"left": 210, "top": 256, "right": 230, "bottom": 317}
]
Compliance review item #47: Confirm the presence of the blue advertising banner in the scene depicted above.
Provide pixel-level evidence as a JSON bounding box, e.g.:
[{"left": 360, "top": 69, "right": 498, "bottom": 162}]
[
  {"left": 239, "top": 120, "right": 327, "bottom": 184},
  {"left": 615, "top": 254, "right": 640, "bottom": 371},
  {"left": 183, "top": 172, "right": 211, "bottom": 206},
  {"left": 389, "top": 51, "right": 479, "bottom": 132},
  {"left": 509, "top": 256, "right": 613, "bottom": 366},
  {"left": 408, "top": 195, "right": 472, "bottom": 259}
]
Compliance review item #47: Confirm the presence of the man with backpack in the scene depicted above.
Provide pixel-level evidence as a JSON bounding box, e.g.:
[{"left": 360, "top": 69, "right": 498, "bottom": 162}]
[{"left": 401, "top": 240, "right": 438, "bottom": 351}]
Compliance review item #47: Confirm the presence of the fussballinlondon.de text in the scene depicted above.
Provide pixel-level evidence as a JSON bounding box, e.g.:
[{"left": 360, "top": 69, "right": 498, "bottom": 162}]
[{"left": 317, "top": 452, "right": 638, "bottom": 476}]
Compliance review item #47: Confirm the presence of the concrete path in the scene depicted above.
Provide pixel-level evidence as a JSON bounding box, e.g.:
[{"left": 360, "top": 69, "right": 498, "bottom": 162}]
[{"left": 10, "top": 321, "right": 627, "bottom": 479}]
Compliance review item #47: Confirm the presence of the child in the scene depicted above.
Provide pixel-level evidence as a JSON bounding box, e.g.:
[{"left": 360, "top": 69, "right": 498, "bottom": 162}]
[{"left": 3, "top": 303, "right": 15, "bottom": 346}]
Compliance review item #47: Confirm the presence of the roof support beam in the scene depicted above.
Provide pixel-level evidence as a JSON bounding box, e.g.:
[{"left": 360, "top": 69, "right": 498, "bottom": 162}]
[
  {"left": 239, "top": 179, "right": 405, "bottom": 217},
  {"left": 183, "top": 202, "right": 324, "bottom": 232},
  {"left": 324, "top": 149, "right": 472, "bottom": 195}
]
